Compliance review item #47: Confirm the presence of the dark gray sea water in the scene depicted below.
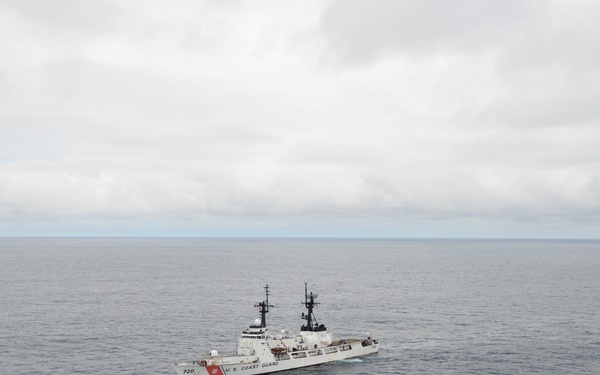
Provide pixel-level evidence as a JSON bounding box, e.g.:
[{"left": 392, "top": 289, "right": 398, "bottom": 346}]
[{"left": 1, "top": 238, "right": 599, "bottom": 375}]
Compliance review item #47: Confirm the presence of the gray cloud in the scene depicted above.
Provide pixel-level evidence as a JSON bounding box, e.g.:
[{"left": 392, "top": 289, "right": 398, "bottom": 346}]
[
  {"left": 319, "top": 0, "right": 600, "bottom": 129},
  {"left": 1, "top": 0, "right": 120, "bottom": 34},
  {"left": 319, "top": 0, "right": 533, "bottom": 64}
]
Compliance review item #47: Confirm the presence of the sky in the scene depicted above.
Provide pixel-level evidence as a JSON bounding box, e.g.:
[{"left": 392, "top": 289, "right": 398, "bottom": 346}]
[{"left": 1, "top": 0, "right": 600, "bottom": 238}]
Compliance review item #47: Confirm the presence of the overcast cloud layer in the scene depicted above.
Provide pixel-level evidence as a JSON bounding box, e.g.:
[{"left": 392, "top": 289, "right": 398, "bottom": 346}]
[{"left": 1, "top": 0, "right": 600, "bottom": 237}]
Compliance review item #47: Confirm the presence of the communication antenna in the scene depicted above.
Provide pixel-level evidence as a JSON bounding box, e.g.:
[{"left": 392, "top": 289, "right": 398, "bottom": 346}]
[{"left": 301, "top": 283, "right": 325, "bottom": 331}]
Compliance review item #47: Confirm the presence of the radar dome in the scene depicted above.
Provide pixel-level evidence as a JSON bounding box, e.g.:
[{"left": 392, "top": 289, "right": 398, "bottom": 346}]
[
  {"left": 210, "top": 350, "right": 218, "bottom": 356},
  {"left": 254, "top": 319, "right": 261, "bottom": 326}
]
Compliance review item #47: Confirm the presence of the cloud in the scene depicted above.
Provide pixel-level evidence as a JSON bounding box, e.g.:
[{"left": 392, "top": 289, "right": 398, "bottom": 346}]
[
  {"left": 1, "top": 0, "right": 599, "bottom": 237},
  {"left": 319, "top": 0, "right": 600, "bottom": 128},
  {"left": 319, "top": 0, "right": 533, "bottom": 64},
  {"left": 1, "top": 0, "right": 120, "bottom": 37}
]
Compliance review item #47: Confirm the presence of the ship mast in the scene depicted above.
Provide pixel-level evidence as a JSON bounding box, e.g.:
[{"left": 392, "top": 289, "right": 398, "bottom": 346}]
[
  {"left": 254, "top": 284, "right": 273, "bottom": 328},
  {"left": 301, "top": 283, "right": 326, "bottom": 332}
]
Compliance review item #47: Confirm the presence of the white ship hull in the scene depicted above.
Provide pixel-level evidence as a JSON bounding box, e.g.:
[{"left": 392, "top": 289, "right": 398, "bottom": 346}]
[{"left": 174, "top": 340, "right": 379, "bottom": 375}]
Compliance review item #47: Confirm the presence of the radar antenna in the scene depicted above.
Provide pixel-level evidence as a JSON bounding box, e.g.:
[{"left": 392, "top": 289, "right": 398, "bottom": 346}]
[{"left": 254, "top": 284, "right": 274, "bottom": 328}]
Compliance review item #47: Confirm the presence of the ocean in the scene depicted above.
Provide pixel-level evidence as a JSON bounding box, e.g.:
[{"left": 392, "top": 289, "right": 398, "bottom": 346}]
[{"left": 1, "top": 238, "right": 599, "bottom": 374}]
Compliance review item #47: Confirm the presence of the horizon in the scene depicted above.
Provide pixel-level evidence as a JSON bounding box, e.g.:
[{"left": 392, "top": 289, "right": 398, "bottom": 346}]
[{"left": 1, "top": 236, "right": 598, "bottom": 241}]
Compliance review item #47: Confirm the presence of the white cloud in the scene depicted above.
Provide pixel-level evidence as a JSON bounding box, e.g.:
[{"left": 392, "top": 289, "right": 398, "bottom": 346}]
[{"left": 1, "top": 0, "right": 599, "bottom": 237}]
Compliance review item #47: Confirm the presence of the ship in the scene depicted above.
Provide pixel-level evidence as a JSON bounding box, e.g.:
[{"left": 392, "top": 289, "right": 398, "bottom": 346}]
[{"left": 173, "top": 284, "right": 380, "bottom": 375}]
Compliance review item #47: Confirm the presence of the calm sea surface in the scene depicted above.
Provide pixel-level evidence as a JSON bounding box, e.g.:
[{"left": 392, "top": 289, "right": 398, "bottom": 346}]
[{"left": 1, "top": 238, "right": 599, "bottom": 375}]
